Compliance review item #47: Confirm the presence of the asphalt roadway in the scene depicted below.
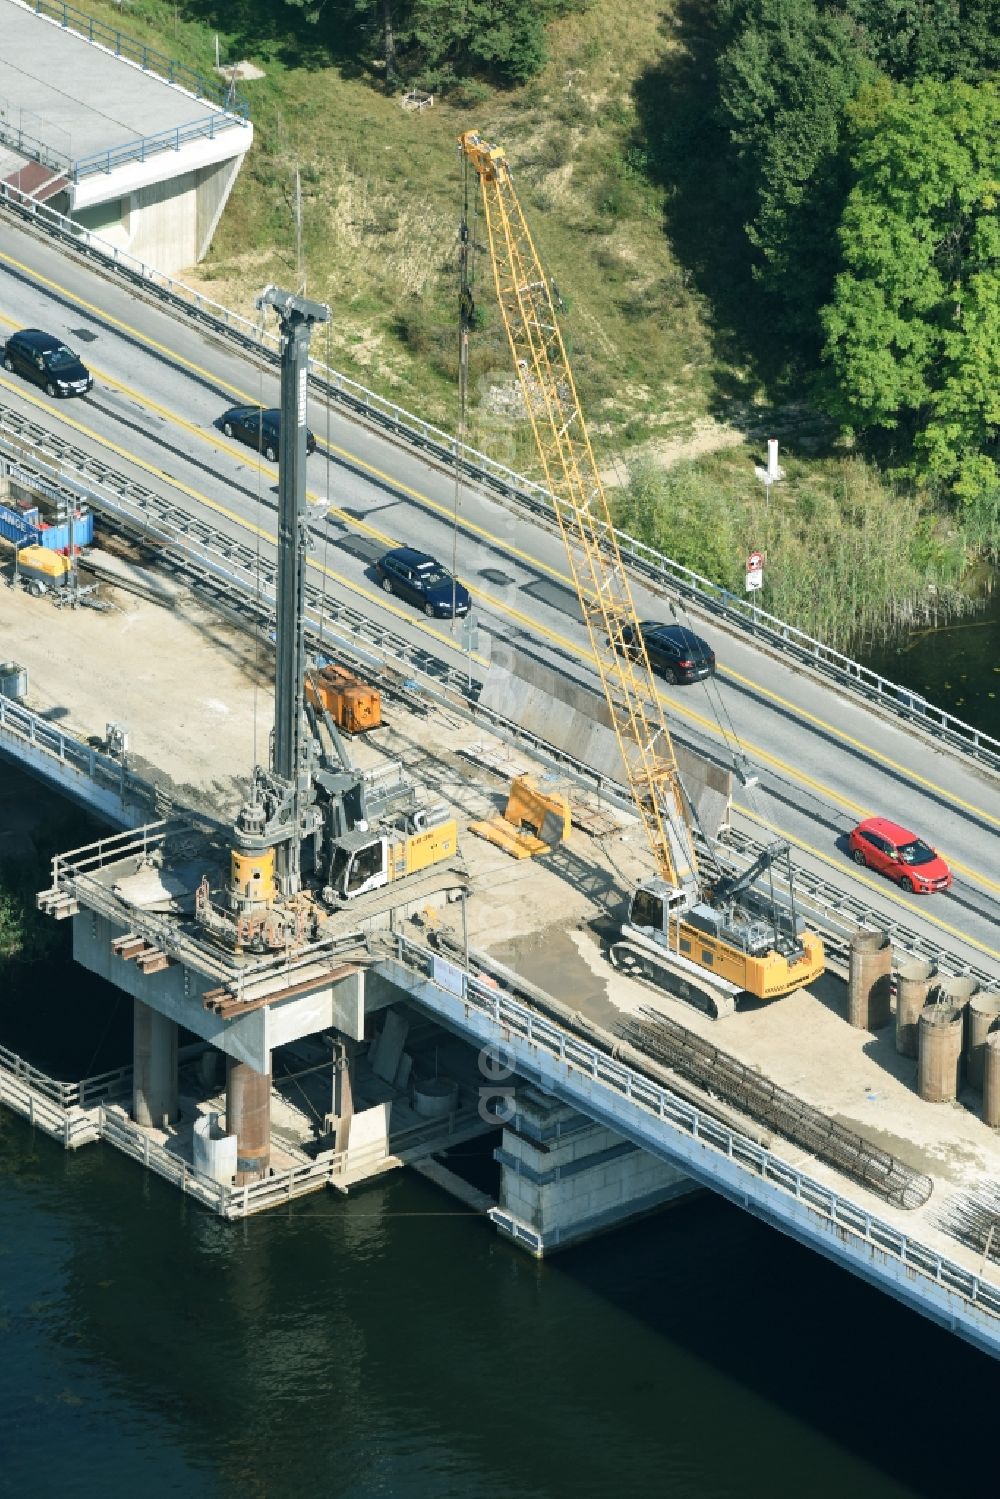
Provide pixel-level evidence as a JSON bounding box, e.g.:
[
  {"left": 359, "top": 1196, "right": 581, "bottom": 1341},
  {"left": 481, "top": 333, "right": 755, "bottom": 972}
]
[{"left": 0, "top": 215, "right": 997, "bottom": 976}]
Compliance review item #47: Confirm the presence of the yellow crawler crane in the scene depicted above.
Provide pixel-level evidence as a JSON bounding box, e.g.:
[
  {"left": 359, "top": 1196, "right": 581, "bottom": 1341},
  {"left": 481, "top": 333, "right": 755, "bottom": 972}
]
[{"left": 459, "top": 131, "right": 824, "bottom": 1017}]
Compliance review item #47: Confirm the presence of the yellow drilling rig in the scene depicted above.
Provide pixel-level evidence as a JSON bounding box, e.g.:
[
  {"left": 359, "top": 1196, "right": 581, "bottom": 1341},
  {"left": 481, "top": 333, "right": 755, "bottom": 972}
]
[{"left": 458, "top": 131, "right": 824, "bottom": 1018}]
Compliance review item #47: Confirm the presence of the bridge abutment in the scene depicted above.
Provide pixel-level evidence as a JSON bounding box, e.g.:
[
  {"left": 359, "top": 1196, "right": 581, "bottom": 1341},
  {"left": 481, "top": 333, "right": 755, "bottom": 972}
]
[{"left": 492, "top": 1085, "right": 698, "bottom": 1256}]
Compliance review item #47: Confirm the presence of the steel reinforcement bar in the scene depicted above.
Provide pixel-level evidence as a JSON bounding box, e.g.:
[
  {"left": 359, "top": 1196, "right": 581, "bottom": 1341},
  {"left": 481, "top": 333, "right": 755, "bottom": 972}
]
[
  {"left": 1, "top": 182, "right": 997, "bottom": 773},
  {"left": 391, "top": 932, "right": 1000, "bottom": 1321},
  {"left": 619, "top": 1006, "right": 933, "bottom": 1210}
]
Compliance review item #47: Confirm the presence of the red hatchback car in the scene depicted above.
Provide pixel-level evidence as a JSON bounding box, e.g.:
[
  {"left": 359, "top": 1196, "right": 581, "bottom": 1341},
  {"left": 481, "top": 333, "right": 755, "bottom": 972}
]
[{"left": 848, "top": 817, "right": 952, "bottom": 893}]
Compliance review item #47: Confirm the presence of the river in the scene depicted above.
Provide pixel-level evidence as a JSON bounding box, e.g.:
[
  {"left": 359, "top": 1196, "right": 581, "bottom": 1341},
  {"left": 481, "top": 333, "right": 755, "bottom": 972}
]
[{"left": 2, "top": 601, "right": 998, "bottom": 1497}]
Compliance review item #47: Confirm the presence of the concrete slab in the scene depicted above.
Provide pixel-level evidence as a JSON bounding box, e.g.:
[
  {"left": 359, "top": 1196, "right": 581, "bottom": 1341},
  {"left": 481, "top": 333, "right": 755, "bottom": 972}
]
[{"left": 0, "top": 0, "right": 240, "bottom": 164}]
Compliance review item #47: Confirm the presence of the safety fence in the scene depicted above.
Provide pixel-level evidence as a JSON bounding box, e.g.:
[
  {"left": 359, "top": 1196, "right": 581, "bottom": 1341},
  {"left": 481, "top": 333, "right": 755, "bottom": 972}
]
[
  {"left": 0, "top": 179, "right": 996, "bottom": 773},
  {"left": 2, "top": 427, "right": 991, "bottom": 996},
  {"left": 0, "top": 1038, "right": 488, "bottom": 1218},
  {"left": 0, "top": 429, "right": 480, "bottom": 704},
  {"left": 19, "top": 0, "right": 249, "bottom": 118},
  {"left": 0, "top": 688, "right": 156, "bottom": 819},
  {"left": 392, "top": 933, "right": 1000, "bottom": 1321},
  {"left": 73, "top": 113, "right": 249, "bottom": 180}
]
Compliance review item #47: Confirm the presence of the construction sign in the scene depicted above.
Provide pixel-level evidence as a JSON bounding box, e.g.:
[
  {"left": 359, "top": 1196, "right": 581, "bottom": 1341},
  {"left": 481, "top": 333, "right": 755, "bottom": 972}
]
[{"left": 745, "top": 550, "right": 764, "bottom": 592}]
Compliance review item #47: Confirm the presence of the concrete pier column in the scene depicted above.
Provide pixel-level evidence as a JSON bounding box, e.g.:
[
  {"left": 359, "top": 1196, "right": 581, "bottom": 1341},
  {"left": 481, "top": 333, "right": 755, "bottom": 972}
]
[
  {"left": 968, "top": 994, "right": 1000, "bottom": 1092},
  {"left": 983, "top": 1033, "right": 1000, "bottom": 1128},
  {"left": 132, "top": 998, "right": 178, "bottom": 1128},
  {"left": 330, "top": 1038, "right": 355, "bottom": 1155},
  {"left": 848, "top": 929, "right": 892, "bottom": 1030},
  {"left": 918, "top": 1004, "right": 963, "bottom": 1103},
  {"left": 226, "top": 1056, "right": 271, "bottom": 1184},
  {"left": 492, "top": 1086, "right": 698, "bottom": 1255},
  {"left": 895, "top": 960, "right": 937, "bottom": 1058}
]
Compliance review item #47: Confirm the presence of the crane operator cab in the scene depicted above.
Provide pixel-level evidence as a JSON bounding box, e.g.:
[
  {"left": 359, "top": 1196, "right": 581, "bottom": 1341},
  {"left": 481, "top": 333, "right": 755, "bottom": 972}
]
[
  {"left": 324, "top": 806, "right": 458, "bottom": 905},
  {"left": 618, "top": 875, "right": 824, "bottom": 1012}
]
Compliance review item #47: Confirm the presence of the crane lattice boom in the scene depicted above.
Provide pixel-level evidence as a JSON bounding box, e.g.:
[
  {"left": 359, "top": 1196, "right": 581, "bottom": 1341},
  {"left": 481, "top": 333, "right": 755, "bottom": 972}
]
[{"left": 460, "top": 131, "right": 696, "bottom": 893}]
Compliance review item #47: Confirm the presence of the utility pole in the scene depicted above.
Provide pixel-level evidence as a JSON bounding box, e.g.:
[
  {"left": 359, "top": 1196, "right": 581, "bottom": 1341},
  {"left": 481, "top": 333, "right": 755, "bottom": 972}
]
[
  {"left": 452, "top": 159, "right": 473, "bottom": 632},
  {"left": 256, "top": 285, "right": 330, "bottom": 892}
]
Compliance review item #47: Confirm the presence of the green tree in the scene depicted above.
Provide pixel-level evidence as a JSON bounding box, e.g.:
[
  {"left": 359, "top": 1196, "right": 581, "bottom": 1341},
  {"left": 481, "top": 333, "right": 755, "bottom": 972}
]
[
  {"left": 277, "top": 0, "right": 574, "bottom": 86},
  {"left": 717, "top": 0, "right": 875, "bottom": 346},
  {"left": 840, "top": 0, "right": 1000, "bottom": 83},
  {"left": 820, "top": 77, "right": 1000, "bottom": 519}
]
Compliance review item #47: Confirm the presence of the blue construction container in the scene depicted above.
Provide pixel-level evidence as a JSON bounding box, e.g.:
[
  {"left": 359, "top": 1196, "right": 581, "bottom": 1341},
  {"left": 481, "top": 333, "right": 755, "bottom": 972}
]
[
  {"left": 0, "top": 500, "right": 94, "bottom": 550},
  {"left": 0, "top": 502, "right": 40, "bottom": 546},
  {"left": 38, "top": 511, "right": 94, "bottom": 549}
]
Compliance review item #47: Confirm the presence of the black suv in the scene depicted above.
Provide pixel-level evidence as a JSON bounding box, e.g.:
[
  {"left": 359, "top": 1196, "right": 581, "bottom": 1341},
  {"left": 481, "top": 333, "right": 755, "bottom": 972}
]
[
  {"left": 221, "top": 405, "right": 317, "bottom": 461},
  {"left": 3, "top": 328, "right": 93, "bottom": 398},
  {"left": 617, "top": 621, "right": 716, "bottom": 684},
  {"left": 375, "top": 546, "right": 471, "bottom": 618}
]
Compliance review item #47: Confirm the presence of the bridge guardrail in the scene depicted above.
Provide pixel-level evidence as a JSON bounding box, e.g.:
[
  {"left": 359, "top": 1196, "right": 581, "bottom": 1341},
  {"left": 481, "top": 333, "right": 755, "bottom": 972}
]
[
  {"left": 0, "top": 183, "right": 996, "bottom": 775},
  {"left": 392, "top": 932, "right": 1000, "bottom": 1320},
  {"left": 73, "top": 113, "right": 249, "bottom": 181},
  {"left": 21, "top": 0, "right": 249, "bottom": 118},
  {"left": 4, "top": 435, "right": 993, "bottom": 995},
  {"left": 0, "top": 685, "right": 158, "bottom": 814},
  {"left": 0, "top": 429, "right": 483, "bottom": 705}
]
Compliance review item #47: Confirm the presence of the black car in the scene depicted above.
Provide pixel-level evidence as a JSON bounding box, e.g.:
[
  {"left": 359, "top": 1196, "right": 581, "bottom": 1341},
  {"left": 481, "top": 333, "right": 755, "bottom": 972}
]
[
  {"left": 375, "top": 546, "right": 471, "bottom": 619},
  {"left": 617, "top": 621, "right": 716, "bottom": 684},
  {"left": 3, "top": 328, "right": 93, "bottom": 398},
  {"left": 221, "top": 405, "right": 317, "bottom": 461}
]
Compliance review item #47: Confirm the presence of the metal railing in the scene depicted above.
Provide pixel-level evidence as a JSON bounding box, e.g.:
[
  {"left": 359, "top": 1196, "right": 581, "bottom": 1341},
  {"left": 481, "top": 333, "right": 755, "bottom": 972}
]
[
  {"left": 392, "top": 933, "right": 1000, "bottom": 1320},
  {"left": 4, "top": 430, "right": 994, "bottom": 999},
  {"left": 0, "top": 1041, "right": 130, "bottom": 1110},
  {"left": 0, "top": 116, "right": 70, "bottom": 178},
  {"left": 0, "top": 426, "right": 482, "bottom": 702},
  {"left": 0, "top": 688, "right": 158, "bottom": 815},
  {"left": 73, "top": 113, "right": 249, "bottom": 180},
  {"left": 1, "top": 176, "right": 996, "bottom": 772},
  {"left": 21, "top": 0, "right": 249, "bottom": 118},
  {"left": 46, "top": 818, "right": 373, "bottom": 997}
]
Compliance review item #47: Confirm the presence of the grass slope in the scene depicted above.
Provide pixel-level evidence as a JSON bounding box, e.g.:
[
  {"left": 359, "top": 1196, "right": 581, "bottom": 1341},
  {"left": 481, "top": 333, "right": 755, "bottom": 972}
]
[{"left": 60, "top": 2, "right": 971, "bottom": 644}]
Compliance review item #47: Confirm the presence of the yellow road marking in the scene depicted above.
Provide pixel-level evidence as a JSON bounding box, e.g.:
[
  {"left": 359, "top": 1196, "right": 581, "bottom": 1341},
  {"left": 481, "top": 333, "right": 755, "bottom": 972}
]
[
  {"left": 0, "top": 372, "right": 490, "bottom": 664},
  {"left": 4, "top": 361, "right": 999, "bottom": 896},
  {"left": 0, "top": 251, "right": 251, "bottom": 398},
  {"left": 1, "top": 284, "right": 997, "bottom": 866},
  {"left": 739, "top": 806, "right": 1000, "bottom": 965},
  {"left": 724, "top": 663, "right": 1000, "bottom": 832}
]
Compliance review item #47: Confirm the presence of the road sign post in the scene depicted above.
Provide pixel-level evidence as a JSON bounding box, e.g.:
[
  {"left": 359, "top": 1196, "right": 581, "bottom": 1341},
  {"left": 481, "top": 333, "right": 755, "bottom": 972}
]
[{"left": 745, "top": 550, "right": 764, "bottom": 625}]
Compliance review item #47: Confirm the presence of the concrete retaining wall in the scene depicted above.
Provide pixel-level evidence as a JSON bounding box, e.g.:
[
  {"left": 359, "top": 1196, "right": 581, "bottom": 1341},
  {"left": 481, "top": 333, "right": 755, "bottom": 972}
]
[{"left": 480, "top": 645, "right": 732, "bottom": 839}]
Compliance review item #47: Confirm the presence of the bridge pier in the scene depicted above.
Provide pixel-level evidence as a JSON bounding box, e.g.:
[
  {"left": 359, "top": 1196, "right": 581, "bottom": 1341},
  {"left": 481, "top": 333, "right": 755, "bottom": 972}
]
[
  {"left": 492, "top": 1085, "right": 698, "bottom": 1256},
  {"left": 327, "top": 1036, "right": 355, "bottom": 1155},
  {"left": 226, "top": 1055, "right": 271, "bottom": 1184},
  {"left": 132, "top": 998, "right": 178, "bottom": 1128}
]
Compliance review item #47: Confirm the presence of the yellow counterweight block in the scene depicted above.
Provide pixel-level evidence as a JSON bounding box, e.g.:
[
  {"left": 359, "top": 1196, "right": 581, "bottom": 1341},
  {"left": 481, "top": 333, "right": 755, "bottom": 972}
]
[
  {"left": 387, "top": 820, "right": 459, "bottom": 882},
  {"left": 674, "top": 918, "right": 826, "bottom": 1001}
]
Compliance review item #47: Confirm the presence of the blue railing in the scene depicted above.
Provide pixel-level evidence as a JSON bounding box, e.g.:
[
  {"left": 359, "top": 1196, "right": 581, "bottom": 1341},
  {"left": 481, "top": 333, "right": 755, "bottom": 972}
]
[
  {"left": 27, "top": 0, "right": 248, "bottom": 118},
  {"left": 73, "top": 113, "right": 248, "bottom": 180}
]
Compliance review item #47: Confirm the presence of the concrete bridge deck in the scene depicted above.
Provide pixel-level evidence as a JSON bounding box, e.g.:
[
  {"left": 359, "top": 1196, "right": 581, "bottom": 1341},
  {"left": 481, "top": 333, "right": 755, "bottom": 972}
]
[
  {"left": 0, "top": 0, "right": 252, "bottom": 269},
  {"left": 2, "top": 551, "right": 999, "bottom": 1352},
  {"left": 0, "top": 0, "right": 245, "bottom": 165}
]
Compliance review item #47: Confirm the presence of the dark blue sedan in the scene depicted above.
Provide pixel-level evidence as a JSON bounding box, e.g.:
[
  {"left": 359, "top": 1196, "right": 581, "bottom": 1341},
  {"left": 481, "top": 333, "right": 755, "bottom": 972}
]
[
  {"left": 375, "top": 546, "right": 471, "bottom": 619},
  {"left": 221, "top": 405, "right": 317, "bottom": 461}
]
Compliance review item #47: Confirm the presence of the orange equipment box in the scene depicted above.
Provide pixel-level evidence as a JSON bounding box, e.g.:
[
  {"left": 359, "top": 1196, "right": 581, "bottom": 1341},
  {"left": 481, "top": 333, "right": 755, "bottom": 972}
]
[{"left": 306, "top": 664, "right": 381, "bottom": 735}]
